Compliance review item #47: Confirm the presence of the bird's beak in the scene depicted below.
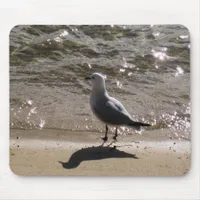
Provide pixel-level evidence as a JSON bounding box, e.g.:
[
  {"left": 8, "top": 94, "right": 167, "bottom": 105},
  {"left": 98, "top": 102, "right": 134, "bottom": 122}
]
[{"left": 85, "top": 77, "right": 91, "bottom": 80}]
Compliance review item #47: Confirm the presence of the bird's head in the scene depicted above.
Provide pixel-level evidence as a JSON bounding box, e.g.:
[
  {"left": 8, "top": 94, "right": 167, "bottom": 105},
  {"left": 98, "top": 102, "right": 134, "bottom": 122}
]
[{"left": 85, "top": 73, "right": 106, "bottom": 91}]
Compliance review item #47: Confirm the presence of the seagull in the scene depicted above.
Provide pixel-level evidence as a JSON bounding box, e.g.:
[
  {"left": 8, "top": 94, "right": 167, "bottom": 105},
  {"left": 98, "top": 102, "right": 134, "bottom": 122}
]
[{"left": 85, "top": 72, "right": 150, "bottom": 142}]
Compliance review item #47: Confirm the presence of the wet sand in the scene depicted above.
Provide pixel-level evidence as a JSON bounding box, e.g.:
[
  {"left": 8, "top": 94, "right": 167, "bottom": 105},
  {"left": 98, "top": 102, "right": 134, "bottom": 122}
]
[{"left": 10, "top": 129, "right": 191, "bottom": 176}]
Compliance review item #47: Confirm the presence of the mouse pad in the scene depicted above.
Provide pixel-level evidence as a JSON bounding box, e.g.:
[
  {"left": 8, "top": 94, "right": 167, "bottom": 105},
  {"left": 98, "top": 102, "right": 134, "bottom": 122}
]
[{"left": 10, "top": 25, "right": 191, "bottom": 176}]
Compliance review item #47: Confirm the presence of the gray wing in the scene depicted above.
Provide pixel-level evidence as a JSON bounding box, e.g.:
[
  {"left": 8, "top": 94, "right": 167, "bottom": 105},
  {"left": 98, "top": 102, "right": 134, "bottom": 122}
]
[{"left": 92, "top": 97, "right": 132, "bottom": 125}]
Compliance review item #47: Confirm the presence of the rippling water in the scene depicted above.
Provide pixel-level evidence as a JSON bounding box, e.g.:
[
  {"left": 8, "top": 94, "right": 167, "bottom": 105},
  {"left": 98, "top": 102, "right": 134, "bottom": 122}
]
[{"left": 10, "top": 25, "right": 190, "bottom": 139}]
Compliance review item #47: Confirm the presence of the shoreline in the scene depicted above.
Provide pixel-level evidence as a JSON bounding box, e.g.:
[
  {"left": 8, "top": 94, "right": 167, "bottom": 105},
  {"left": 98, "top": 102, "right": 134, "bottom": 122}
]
[{"left": 10, "top": 129, "right": 191, "bottom": 176}]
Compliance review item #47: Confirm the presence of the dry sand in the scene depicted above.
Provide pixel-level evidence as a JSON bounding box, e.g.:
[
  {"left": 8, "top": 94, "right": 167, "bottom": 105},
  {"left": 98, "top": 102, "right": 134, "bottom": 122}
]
[{"left": 10, "top": 129, "right": 191, "bottom": 176}]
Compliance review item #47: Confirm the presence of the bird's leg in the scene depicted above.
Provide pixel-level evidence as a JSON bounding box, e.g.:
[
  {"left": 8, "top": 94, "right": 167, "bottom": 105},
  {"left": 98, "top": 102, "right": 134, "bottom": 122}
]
[
  {"left": 101, "top": 125, "right": 108, "bottom": 142},
  {"left": 113, "top": 127, "right": 118, "bottom": 141}
]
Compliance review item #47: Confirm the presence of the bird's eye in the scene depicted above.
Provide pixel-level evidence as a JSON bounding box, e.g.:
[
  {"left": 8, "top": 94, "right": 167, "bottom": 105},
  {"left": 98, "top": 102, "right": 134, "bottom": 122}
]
[{"left": 91, "top": 76, "right": 95, "bottom": 79}]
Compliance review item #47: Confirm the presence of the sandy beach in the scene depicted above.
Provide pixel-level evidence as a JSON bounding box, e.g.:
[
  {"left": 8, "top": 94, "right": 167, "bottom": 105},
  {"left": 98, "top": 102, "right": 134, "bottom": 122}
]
[{"left": 10, "top": 129, "right": 191, "bottom": 176}]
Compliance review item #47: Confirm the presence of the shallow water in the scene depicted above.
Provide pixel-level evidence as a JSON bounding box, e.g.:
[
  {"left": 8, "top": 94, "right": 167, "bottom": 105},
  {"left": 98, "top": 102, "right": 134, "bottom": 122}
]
[{"left": 10, "top": 25, "right": 190, "bottom": 139}]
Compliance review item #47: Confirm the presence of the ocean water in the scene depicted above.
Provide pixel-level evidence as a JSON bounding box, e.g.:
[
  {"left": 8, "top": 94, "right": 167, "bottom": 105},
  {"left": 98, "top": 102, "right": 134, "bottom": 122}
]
[{"left": 10, "top": 25, "right": 190, "bottom": 140}]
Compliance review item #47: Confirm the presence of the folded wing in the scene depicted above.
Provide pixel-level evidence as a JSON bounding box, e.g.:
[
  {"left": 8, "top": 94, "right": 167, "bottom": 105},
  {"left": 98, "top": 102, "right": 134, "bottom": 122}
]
[{"left": 92, "top": 98, "right": 132, "bottom": 125}]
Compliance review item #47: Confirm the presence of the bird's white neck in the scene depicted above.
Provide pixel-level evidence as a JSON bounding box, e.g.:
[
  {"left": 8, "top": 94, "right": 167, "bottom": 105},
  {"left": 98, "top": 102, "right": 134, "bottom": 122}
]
[{"left": 91, "top": 83, "right": 107, "bottom": 96}]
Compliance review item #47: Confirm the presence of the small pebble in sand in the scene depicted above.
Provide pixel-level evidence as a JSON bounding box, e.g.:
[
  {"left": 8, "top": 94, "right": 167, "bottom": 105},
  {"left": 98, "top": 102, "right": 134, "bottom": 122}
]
[
  {"left": 178, "top": 157, "right": 181, "bottom": 159},
  {"left": 136, "top": 146, "right": 139, "bottom": 148},
  {"left": 16, "top": 136, "right": 20, "bottom": 140},
  {"left": 173, "top": 142, "right": 176, "bottom": 145},
  {"left": 132, "top": 141, "right": 140, "bottom": 144},
  {"left": 17, "top": 145, "right": 20, "bottom": 148}
]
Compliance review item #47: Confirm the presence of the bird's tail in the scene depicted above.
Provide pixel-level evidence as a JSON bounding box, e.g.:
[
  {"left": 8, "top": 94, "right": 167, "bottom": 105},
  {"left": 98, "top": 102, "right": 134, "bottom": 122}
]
[{"left": 127, "top": 121, "right": 151, "bottom": 127}]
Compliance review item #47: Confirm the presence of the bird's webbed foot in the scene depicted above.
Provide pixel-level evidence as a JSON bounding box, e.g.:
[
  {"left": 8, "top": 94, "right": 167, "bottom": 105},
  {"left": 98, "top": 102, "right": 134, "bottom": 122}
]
[
  {"left": 101, "top": 136, "right": 108, "bottom": 142},
  {"left": 113, "top": 135, "right": 118, "bottom": 141}
]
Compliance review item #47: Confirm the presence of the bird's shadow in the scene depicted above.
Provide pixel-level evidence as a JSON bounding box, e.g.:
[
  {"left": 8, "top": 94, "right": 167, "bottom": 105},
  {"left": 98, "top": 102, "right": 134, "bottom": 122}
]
[{"left": 59, "top": 145, "right": 138, "bottom": 169}]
